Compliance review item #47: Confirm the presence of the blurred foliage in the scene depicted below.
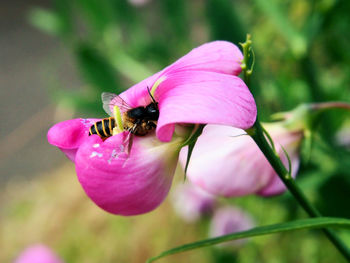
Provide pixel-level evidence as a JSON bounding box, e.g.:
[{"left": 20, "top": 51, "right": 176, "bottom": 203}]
[
  {"left": 1, "top": 165, "right": 348, "bottom": 263},
  {"left": 9, "top": 0, "right": 349, "bottom": 262}
]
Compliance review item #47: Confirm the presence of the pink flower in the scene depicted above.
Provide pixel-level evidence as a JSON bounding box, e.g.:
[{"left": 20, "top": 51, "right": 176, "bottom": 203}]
[
  {"left": 14, "top": 244, "right": 63, "bottom": 263},
  {"left": 171, "top": 182, "right": 215, "bottom": 223},
  {"left": 48, "top": 41, "right": 257, "bottom": 215},
  {"left": 336, "top": 123, "right": 350, "bottom": 149},
  {"left": 209, "top": 206, "right": 255, "bottom": 247},
  {"left": 209, "top": 206, "right": 255, "bottom": 246},
  {"left": 183, "top": 123, "right": 303, "bottom": 197},
  {"left": 128, "top": 0, "right": 151, "bottom": 6}
]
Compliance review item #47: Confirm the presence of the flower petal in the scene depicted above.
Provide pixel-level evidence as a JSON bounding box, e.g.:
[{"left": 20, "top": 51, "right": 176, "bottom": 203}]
[
  {"left": 182, "top": 125, "right": 272, "bottom": 197},
  {"left": 183, "top": 124, "right": 302, "bottom": 197},
  {"left": 155, "top": 71, "right": 256, "bottom": 141},
  {"left": 47, "top": 118, "right": 99, "bottom": 162},
  {"left": 75, "top": 132, "right": 183, "bottom": 216},
  {"left": 118, "top": 41, "right": 244, "bottom": 110},
  {"left": 163, "top": 41, "right": 243, "bottom": 76}
]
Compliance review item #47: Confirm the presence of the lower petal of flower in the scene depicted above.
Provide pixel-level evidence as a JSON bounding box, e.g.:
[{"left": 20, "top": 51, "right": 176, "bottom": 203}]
[{"left": 75, "top": 131, "right": 184, "bottom": 216}]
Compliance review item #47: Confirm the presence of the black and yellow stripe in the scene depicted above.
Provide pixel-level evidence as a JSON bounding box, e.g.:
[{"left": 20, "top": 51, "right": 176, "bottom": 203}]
[{"left": 89, "top": 117, "right": 115, "bottom": 138}]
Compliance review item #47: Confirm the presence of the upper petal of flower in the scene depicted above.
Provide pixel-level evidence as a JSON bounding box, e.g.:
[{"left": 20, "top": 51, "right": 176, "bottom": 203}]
[
  {"left": 104, "top": 41, "right": 254, "bottom": 142},
  {"left": 163, "top": 41, "right": 243, "bottom": 76},
  {"left": 155, "top": 71, "right": 257, "bottom": 141},
  {"left": 75, "top": 131, "right": 184, "bottom": 216},
  {"left": 118, "top": 41, "right": 244, "bottom": 109},
  {"left": 47, "top": 118, "right": 99, "bottom": 161}
]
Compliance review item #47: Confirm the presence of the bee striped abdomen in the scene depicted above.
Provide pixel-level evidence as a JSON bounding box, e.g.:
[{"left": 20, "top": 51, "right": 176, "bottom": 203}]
[{"left": 89, "top": 117, "right": 115, "bottom": 138}]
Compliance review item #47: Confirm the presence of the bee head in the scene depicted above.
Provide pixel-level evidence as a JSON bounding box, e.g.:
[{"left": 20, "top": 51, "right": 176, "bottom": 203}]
[{"left": 145, "top": 103, "right": 159, "bottom": 120}]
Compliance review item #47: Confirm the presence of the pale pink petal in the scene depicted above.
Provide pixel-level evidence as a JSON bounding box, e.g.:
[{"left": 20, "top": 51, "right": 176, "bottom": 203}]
[
  {"left": 47, "top": 118, "right": 99, "bottom": 161},
  {"left": 75, "top": 132, "right": 183, "bottom": 216},
  {"left": 15, "top": 244, "right": 63, "bottom": 263},
  {"left": 155, "top": 71, "right": 256, "bottom": 141},
  {"left": 183, "top": 124, "right": 302, "bottom": 197},
  {"left": 182, "top": 126, "right": 271, "bottom": 197},
  {"left": 117, "top": 41, "right": 244, "bottom": 111}
]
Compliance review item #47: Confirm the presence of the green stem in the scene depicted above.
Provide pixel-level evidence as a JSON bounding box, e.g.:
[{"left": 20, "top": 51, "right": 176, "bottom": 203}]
[{"left": 249, "top": 119, "right": 350, "bottom": 261}]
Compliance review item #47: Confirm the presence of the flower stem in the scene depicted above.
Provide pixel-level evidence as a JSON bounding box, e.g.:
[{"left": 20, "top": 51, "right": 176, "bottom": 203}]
[
  {"left": 249, "top": 119, "right": 350, "bottom": 261},
  {"left": 309, "top": 101, "right": 350, "bottom": 111}
]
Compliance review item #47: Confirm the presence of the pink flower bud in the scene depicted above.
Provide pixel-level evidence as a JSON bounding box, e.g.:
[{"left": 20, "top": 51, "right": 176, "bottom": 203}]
[{"left": 183, "top": 123, "right": 303, "bottom": 197}]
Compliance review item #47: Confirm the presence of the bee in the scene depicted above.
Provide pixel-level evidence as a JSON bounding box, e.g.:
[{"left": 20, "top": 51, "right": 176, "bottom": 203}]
[
  {"left": 89, "top": 88, "right": 159, "bottom": 153},
  {"left": 89, "top": 117, "right": 115, "bottom": 138}
]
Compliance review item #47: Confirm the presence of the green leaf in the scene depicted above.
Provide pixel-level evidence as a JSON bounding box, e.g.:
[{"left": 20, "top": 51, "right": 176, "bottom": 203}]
[
  {"left": 147, "top": 217, "right": 350, "bottom": 262},
  {"left": 28, "top": 8, "right": 64, "bottom": 36}
]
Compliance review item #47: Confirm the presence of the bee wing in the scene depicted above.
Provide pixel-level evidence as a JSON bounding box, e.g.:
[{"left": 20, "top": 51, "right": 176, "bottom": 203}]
[{"left": 102, "top": 92, "right": 132, "bottom": 116}]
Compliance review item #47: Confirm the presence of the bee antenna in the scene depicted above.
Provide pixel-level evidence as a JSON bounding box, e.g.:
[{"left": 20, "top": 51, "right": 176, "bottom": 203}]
[{"left": 147, "top": 86, "right": 157, "bottom": 104}]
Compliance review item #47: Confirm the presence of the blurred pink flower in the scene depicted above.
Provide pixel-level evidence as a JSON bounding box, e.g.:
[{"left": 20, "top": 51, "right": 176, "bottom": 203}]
[
  {"left": 182, "top": 123, "right": 303, "bottom": 197},
  {"left": 209, "top": 206, "right": 255, "bottom": 247},
  {"left": 48, "top": 41, "right": 257, "bottom": 215},
  {"left": 336, "top": 123, "right": 350, "bottom": 149},
  {"left": 14, "top": 244, "right": 63, "bottom": 263},
  {"left": 128, "top": 0, "right": 151, "bottom": 6},
  {"left": 171, "top": 182, "right": 215, "bottom": 223}
]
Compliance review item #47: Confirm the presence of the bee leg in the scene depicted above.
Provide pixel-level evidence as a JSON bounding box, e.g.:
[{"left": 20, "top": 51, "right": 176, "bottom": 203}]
[
  {"left": 125, "top": 124, "right": 137, "bottom": 154},
  {"left": 108, "top": 123, "right": 137, "bottom": 165},
  {"left": 146, "top": 121, "right": 157, "bottom": 130}
]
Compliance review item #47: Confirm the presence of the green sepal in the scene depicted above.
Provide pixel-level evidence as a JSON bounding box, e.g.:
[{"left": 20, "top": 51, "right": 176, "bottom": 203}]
[{"left": 181, "top": 125, "right": 206, "bottom": 180}]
